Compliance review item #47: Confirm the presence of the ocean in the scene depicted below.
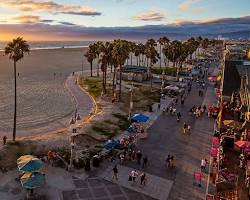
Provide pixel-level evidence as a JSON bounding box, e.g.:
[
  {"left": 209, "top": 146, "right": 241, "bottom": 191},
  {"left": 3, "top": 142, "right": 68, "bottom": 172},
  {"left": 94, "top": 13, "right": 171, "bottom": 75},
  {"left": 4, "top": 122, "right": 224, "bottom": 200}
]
[{"left": 0, "top": 40, "right": 93, "bottom": 50}]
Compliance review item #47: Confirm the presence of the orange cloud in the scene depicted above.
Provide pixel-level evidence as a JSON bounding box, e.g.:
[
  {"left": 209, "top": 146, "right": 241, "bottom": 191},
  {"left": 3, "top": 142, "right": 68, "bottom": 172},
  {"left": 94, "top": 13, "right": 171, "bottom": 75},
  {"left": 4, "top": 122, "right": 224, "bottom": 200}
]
[
  {"left": 178, "top": 0, "right": 199, "bottom": 11},
  {"left": 0, "top": 0, "right": 101, "bottom": 16},
  {"left": 134, "top": 11, "right": 166, "bottom": 21},
  {"left": 12, "top": 15, "right": 41, "bottom": 23}
]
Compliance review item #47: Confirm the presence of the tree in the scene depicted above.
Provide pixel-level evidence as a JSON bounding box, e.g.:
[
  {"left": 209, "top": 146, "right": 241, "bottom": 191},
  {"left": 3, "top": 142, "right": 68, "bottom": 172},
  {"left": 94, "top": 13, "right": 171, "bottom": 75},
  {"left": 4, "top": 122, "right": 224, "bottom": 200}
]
[
  {"left": 84, "top": 44, "right": 97, "bottom": 77},
  {"left": 4, "top": 37, "right": 30, "bottom": 141},
  {"left": 112, "top": 40, "right": 130, "bottom": 100},
  {"left": 95, "top": 41, "right": 104, "bottom": 77},
  {"left": 145, "top": 39, "right": 159, "bottom": 89},
  {"left": 158, "top": 37, "right": 170, "bottom": 68}
]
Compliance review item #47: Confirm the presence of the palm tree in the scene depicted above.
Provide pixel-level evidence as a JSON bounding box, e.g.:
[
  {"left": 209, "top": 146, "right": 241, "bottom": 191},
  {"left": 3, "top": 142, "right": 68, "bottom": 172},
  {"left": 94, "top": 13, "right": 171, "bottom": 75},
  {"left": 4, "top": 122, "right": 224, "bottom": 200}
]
[
  {"left": 84, "top": 44, "right": 97, "bottom": 77},
  {"left": 96, "top": 41, "right": 103, "bottom": 77},
  {"left": 4, "top": 37, "right": 30, "bottom": 141},
  {"left": 158, "top": 37, "right": 170, "bottom": 68},
  {"left": 112, "top": 40, "right": 130, "bottom": 100},
  {"left": 145, "top": 39, "right": 159, "bottom": 89}
]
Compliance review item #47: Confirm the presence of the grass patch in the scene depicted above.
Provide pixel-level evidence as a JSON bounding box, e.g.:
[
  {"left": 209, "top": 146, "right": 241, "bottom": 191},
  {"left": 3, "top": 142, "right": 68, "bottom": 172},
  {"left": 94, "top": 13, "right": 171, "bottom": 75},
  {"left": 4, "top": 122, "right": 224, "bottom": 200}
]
[
  {"left": 152, "top": 67, "right": 188, "bottom": 76},
  {"left": 79, "top": 77, "right": 103, "bottom": 99},
  {"left": 0, "top": 141, "right": 37, "bottom": 171},
  {"left": 92, "top": 122, "right": 119, "bottom": 138}
]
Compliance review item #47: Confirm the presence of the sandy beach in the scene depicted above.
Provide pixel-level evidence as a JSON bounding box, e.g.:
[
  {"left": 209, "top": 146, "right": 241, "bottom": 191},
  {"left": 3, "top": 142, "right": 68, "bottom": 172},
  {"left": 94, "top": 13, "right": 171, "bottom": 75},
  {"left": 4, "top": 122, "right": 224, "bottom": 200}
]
[{"left": 0, "top": 47, "right": 94, "bottom": 137}]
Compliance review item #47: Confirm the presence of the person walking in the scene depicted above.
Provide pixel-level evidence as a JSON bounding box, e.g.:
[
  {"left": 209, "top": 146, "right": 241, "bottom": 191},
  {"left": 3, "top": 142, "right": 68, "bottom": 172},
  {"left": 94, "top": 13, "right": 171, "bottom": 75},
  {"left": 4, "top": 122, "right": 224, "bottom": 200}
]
[
  {"left": 3, "top": 136, "right": 7, "bottom": 145},
  {"left": 177, "top": 112, "right": 181, "bottom": 122},
  {"left": 120, "top": 153, "right": 125, "bottom": 165},
  {"left": 166, "top": 155, "right": 171, "bottom": 168},
  {"left": 142, "top": 155, "right": 148, "bottom": 168},
  {"left": 131, "top": 170, "right": 138, "bottom": 182},
  {"left": 181, "top": 98, "right": 184, "bottom": 106},
  {"left": 140, "top": 172, "right": 147, "bottom": 186},
  {"left": 183, "top": 122, "right": 188, "bottom": 134},
  {"left": 112, "top": 165, "right": 118, "bottom": 181},
  {"left": 136, "top": 150, "right": 142, "bottom": 165}
]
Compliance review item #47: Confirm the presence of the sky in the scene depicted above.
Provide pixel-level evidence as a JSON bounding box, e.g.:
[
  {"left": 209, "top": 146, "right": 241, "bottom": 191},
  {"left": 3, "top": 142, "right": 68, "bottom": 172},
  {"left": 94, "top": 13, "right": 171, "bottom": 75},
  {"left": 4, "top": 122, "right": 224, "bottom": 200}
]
[{"left": 0, "top": 0, "right": 249, "bottom": 41}]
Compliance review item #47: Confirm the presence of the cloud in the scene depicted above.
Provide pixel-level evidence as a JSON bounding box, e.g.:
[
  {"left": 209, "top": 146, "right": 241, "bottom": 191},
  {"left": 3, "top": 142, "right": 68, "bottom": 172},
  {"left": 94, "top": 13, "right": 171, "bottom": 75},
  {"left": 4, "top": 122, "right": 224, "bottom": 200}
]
[
  {"left": 0, "top": 0, "right": 102, "bottom": 16},
  {"left": 12, "top": 15, "right": 41, "bottom": 23},
  {"left": 58, "top": 21, "right": 76, "bottom": 26},
  {"left": 0, "top": 15, "right": 249, "bottom": 41},
  {"left": 178, "top": 0, "right": 199, "bottom": 11},
  {"left": 192, "top": 7, "right": 203, "bottom": 13},
  {"left": 133, "top": 11, "right": 166, "bottom": 21}
]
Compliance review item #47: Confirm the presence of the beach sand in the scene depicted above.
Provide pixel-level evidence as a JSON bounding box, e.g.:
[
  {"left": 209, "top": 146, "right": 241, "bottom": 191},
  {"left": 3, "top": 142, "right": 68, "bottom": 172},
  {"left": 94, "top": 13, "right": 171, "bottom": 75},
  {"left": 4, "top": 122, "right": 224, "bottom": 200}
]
[{"left": 0, "top": 47, "right": 95, "bottom": 137}]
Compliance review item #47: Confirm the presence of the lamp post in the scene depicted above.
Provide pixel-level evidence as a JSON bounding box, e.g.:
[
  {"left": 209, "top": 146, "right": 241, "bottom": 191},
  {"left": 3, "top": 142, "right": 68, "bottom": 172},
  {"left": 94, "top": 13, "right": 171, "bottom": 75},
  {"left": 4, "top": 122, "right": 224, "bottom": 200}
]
[
  {"left": 128, "top": 73, "right": 134, "bottom": 121},
  {"left": 68, "top": 112, "right": 81, "bottom": 170}
]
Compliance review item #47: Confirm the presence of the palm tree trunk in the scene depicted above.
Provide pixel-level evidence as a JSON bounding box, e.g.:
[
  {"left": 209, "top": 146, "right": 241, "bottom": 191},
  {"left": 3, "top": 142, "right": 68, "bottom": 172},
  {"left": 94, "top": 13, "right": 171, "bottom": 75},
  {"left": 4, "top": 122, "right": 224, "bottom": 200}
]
[
  {"left": 102, "top": 68, "right": 105, "bottom": 93},
  {"left": 119, "top": 65, "right": 122, "bottom": 100},
  {"left": 90, "top": 62, "right": 93, "bottom": 77},
  {"left": 112, "top": 68, "right": 116, "bottom": 97},
  {"left": 150, "top": 63, "right": 153, "bottom": 91},
  {"left": 13, "top": 61, "right": 17, "bottom": 141},
  {"left": 97, "top": 56, "right": 100, "bottom": 77},
  {"left": 130, "top": 54, "right": 133, "bottom": 66},
  {"left": 159, "top": 45, "right": 162, "bottom": 69}
]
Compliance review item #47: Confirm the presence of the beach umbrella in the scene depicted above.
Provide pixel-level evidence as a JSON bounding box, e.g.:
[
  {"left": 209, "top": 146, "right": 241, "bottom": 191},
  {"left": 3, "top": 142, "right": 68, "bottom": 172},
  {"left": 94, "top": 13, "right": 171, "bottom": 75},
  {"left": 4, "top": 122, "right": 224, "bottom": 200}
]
[
  {"left": 103, "top": 140, "right": 120, "bottom": 150},
  {"left": 17, "top": 155, "right": 43, "bottom": 172},
  {"left": 20, "top": 172, "right": 45, "bottom": 189},
  {"left": 131, "top": 114, "right": 150, "bottom": 122},
  {"left": 234, "top": 140, "right": 250, "bottom": 149}
]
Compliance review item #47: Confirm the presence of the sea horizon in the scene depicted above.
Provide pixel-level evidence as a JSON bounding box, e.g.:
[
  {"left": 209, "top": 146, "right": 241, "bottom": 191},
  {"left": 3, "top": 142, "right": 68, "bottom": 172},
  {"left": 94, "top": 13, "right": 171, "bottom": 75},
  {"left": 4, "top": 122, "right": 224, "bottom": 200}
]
[{"left": 0, "top": 40, "right": 94, "bottom": 51}]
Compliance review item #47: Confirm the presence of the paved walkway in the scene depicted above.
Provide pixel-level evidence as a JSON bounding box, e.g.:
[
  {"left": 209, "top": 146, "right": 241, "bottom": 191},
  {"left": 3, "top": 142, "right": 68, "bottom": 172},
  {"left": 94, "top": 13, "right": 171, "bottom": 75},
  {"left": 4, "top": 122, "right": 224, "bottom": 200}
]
[
  {"left": 101, "top": 164, "right": 173, "bottom": 200},
  {"left": 122, "top": 63, "right": 218, "bottom": 200}
]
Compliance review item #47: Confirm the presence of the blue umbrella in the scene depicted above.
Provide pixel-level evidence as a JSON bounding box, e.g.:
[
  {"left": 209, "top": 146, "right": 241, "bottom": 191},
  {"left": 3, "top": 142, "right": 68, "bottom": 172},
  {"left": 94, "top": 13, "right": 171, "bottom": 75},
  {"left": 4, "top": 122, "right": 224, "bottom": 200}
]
[
  {"left": 104, "top": 140, "right": 120, "bottom": 150},
  {"left": 131, "top": 114, "right": 150, "bottom": 122},
  {"left": 21, "top": 172, "right": 45, "bottom": 189},
  {"left": 17, "top": 155, "right": 43, "bottom": 172}
]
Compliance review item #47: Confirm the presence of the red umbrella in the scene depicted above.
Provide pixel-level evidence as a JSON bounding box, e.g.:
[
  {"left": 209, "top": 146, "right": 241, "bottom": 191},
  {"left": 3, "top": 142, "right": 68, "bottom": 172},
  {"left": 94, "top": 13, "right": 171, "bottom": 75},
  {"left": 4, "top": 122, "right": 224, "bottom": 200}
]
[{"left": 234, "top": 140, "right": 249, "bottom": 148}]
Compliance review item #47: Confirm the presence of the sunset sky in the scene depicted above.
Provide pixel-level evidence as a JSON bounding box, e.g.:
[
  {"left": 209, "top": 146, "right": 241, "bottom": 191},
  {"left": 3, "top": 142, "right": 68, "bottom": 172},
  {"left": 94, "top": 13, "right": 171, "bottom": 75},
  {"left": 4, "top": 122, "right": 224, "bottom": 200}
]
[{"left": 0, "top": 0, "right": 249, "bottom": 40}]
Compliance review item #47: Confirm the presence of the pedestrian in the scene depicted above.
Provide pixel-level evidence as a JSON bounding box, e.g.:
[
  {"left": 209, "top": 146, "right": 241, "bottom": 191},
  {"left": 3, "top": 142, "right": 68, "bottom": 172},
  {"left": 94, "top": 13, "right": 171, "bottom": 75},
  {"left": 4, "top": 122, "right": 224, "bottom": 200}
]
[
  {"left": 183, "top": 122, "right": 188, "bottom": 134},
  {"left": 142, "top": 155, "right": 148, "bottom": 168},
  {"left": 3, "top": 136, "right": 7, "bottom": 145},
  {"left": 201, "top": 159, "right": 206, "bottom": 171},
  {"left": 203, "top": 105, "right": 206, "bottom": 112},
  {"left": 128, "top": 149, "right": 132, "bottom": 161},
  {"left": 169, "top": 156, "right": 174, "bottom": 168},
  {"left": 136, "top": 150, "right": 142, "bottom": 165},
  {"left": 166, "top": 155, "right": 171, "bottom": 168},
  {"left": 132, "top": 150, "right": 136, "bottom": 161},
  {"left": 181, "top": 98, "right": 184, "bottom": 106},
  {"left": 175, "top": 98, "right": 178, "bottom": 105},
  {"left": 177, "top": 112, "right": 181, "bottom": 122},
  {"left": 131, "top": 170, "right": 138, "bottom": 182},
  {"left": 140, "top": 172, "right": 147, "bottom": 186},
  {"left": 187, "top": 125, "right": 191, "bottom": 133},
  {"left": 119, "top": 153, "right": 125, "bottom": 165},
  {"left": 158, "top": 103, "right": 161, "bottom": 110},
  {"left": 112, "top": 165, "right": 118, "bottom": 181},
  {"left": 245, "top": 175, "right": 250, "bottom": 189}
]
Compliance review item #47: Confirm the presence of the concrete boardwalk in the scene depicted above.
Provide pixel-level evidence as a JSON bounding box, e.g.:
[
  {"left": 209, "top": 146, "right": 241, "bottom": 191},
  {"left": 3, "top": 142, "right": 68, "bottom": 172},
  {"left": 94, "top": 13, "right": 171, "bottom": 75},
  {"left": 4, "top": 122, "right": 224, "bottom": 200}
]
[
  {"left": 101, "top": 164, "right": 173, "bottom": 200},
  {"left": 123, "top": 64, "right": 218, "bottom": 200}
]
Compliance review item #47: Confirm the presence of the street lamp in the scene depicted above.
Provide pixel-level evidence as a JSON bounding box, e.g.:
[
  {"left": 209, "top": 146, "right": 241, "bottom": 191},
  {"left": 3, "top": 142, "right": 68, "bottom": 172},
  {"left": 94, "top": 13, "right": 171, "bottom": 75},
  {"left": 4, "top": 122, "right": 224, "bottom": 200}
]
[
  {"left": 128, "top": 73, "right": 134, "bottom": 121},
  {"left": 68, "top": 112, "right": 81, "bottom": 170}
]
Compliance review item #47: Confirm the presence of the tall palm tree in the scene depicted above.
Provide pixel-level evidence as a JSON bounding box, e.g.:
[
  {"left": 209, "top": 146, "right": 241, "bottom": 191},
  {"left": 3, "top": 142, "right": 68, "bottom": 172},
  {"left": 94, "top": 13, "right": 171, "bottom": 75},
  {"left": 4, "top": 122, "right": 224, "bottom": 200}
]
[
  {"left": 4, "top": 37, "right": 30, "bottom": 141},
  {"left": 96, "top": 41, "right": 103, "bottom": 77},
  {"left": 112, "top": 40, "right": 130, "bottom": 100},
  {"left": 158, "top": 37, "right": 170, "bottom": 68},
  {"left": 84, "top": 44, "right": 97, "bottom": 77}
]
